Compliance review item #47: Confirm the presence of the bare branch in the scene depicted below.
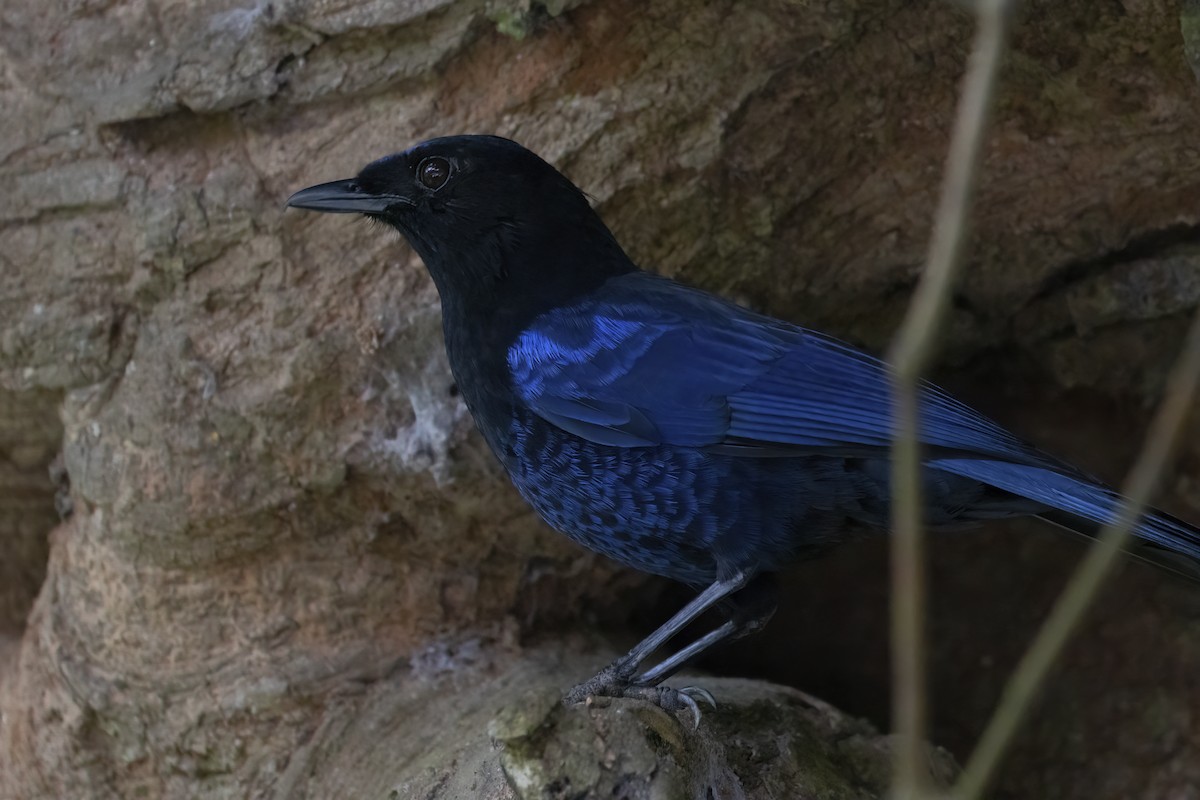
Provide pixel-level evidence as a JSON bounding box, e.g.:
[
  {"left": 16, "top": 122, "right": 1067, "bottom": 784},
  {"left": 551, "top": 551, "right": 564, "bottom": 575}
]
[{"left": 886, "top": 0, "right": 1015, "bottom": 795}]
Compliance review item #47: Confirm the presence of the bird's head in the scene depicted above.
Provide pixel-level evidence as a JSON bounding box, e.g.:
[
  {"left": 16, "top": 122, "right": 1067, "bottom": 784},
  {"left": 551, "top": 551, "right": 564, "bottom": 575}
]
[{"left": 287, "top": 135, "right": 635, "bottom": 310}]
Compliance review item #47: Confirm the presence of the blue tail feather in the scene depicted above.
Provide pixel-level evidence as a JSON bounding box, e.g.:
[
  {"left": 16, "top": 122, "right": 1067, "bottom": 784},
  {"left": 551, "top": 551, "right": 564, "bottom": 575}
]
[{"left": 932, "top": 458, "right": 1200, "bottom": 562}]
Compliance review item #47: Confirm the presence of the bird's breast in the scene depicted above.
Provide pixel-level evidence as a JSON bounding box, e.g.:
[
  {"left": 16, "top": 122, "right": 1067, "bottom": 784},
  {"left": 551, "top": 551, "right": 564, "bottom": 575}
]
[{"left": 500, "top": 409, "right": 725, "bottom": 583}]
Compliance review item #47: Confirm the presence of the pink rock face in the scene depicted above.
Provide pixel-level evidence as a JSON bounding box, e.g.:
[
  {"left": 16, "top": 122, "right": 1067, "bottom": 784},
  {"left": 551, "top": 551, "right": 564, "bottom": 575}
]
[{"left": 1, "top": 1, "right": 1198, "bottom": 798}]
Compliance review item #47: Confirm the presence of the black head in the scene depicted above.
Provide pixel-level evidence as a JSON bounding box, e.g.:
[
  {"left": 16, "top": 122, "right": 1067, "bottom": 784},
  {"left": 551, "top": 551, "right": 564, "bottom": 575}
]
[{"left": 287, "top": 135, "right": 636, "bottom": 311}]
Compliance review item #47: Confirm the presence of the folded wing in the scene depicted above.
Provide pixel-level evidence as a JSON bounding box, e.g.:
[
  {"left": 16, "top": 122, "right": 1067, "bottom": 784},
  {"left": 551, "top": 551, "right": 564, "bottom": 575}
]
[{"left": 509, "top": 271, "right": 1068, "bottom": 470}]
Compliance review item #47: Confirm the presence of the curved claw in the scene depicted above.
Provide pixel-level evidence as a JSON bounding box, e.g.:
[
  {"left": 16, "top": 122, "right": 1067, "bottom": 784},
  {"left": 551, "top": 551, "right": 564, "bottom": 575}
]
[
  {"left": 679, "top": 685, "right": 718, "bottom": 710},
  {"left": 650, "top": 685, "right": 718, "bottom": 729},
  {"left": 564, "top": 669, "right": 719, "bottom": 728},
  {"left": 674, "top": 690, "right": 703, "bottom": 730}
]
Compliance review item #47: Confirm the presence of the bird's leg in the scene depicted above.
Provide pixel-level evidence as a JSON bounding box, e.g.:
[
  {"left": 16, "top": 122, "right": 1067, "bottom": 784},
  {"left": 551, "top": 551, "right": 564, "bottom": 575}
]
[
  {"left": 636, "top": 573, "right": 778, "bottom": 687},
  {"left": 564, "top": 570, "right": 766, "bottom": 724},
  {"left": 631, "top": 620, "right": 739, "bottom": 687}
]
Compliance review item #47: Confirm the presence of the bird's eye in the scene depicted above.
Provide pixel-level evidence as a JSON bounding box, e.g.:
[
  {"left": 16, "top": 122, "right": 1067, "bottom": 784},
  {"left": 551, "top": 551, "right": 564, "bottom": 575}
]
[{"left": 418, "top": 157, "right": 451, "bottom": 190}]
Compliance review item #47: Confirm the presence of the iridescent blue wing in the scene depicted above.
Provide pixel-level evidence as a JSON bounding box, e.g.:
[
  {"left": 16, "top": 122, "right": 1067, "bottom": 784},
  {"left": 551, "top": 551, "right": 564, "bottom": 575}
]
[{"left": 508, "top": 272, "right": 1068, "bottom": 470}]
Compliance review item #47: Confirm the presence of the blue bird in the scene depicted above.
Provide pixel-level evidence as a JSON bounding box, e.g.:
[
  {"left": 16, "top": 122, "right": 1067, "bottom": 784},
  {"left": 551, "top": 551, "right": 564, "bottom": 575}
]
[{"left": 288, "top": 135, "right": 1200, "bottom": 722}]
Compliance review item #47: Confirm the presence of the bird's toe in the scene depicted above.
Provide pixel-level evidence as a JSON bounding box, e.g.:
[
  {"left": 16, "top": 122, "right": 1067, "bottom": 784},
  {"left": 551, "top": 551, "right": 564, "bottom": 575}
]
[{"left": 563, "top": 673, "right": 718, "bottom": 728}]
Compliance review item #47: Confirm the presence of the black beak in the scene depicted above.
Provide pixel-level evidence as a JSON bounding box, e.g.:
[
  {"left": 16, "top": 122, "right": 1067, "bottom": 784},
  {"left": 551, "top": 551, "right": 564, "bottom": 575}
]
[{"left": 286, "top": 179, "right": 412, "bottom": 214}]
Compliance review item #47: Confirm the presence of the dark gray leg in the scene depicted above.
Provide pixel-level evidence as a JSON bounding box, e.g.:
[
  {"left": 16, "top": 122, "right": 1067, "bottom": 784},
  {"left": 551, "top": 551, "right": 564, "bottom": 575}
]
[
  {"left": 564, "top": 570, "right": 775, "bottom": 726},
  {"left": 636, "top": 574, "right": 777, "bottom": 685},
  {"left": 633, "top": 620, "right": 738, "bottom": 686}
]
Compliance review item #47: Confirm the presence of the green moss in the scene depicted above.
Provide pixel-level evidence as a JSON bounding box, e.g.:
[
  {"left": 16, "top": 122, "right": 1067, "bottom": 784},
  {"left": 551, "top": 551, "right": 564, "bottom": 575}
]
[
  {"left": 488, "top": 688, "right": 559, "bottom": 750},
  {"left": 488, "top": 0, "right": 580, "bottom": 40},
  {"left": 490, "top": 9, "right": 532, "bottom": 40},
  {"left": 1182, "top": 2, "right": 1200, "bottom": 81}
]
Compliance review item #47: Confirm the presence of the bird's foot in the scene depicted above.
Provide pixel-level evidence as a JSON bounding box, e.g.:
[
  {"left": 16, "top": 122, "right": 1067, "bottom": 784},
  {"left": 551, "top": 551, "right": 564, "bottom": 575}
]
[{"left": 563, "top": 665, "right": 718, "bottom": 728}]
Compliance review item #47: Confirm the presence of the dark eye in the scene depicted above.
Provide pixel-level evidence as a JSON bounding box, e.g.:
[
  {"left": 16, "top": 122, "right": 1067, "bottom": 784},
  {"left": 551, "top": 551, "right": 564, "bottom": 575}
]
[{"left": 418, "top": 157, "right": 451, "bottom": 190}]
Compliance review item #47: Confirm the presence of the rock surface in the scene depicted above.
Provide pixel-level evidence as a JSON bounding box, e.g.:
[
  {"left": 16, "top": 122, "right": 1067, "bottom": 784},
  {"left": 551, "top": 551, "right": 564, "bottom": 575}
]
[
  {"left": 1, "top": 0, "right": 1198, "bottom": 798},
  {"left": 283, "top": 643, "right": 959, "bottom": 800}
]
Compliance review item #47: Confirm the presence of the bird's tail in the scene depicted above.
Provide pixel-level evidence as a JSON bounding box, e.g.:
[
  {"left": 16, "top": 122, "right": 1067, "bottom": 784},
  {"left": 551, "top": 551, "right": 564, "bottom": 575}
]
[{"left": 932, "top": 458, "right": 1200, "bottom": 579}]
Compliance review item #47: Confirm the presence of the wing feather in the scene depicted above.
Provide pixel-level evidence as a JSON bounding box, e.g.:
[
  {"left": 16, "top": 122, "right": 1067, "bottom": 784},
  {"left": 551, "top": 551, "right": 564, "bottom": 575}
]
[{"left": 508, "top": 272, "right": 1075, "bottom": 473}]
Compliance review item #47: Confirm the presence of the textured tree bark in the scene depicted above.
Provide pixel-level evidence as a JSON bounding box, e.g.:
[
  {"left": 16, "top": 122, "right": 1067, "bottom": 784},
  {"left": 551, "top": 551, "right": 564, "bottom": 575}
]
[{"left": 1, "top": 1, "right": 1198, "bottom": 798}]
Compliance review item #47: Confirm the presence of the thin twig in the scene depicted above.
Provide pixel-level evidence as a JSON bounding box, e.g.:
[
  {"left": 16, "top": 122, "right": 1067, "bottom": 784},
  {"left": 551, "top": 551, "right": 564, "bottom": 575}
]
[
  {"left": 954, "top": 311, "right": 1200, "bottom": 800},
  {"left": 887, "top": 1, "right": 1015, "bottom": 796}
]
